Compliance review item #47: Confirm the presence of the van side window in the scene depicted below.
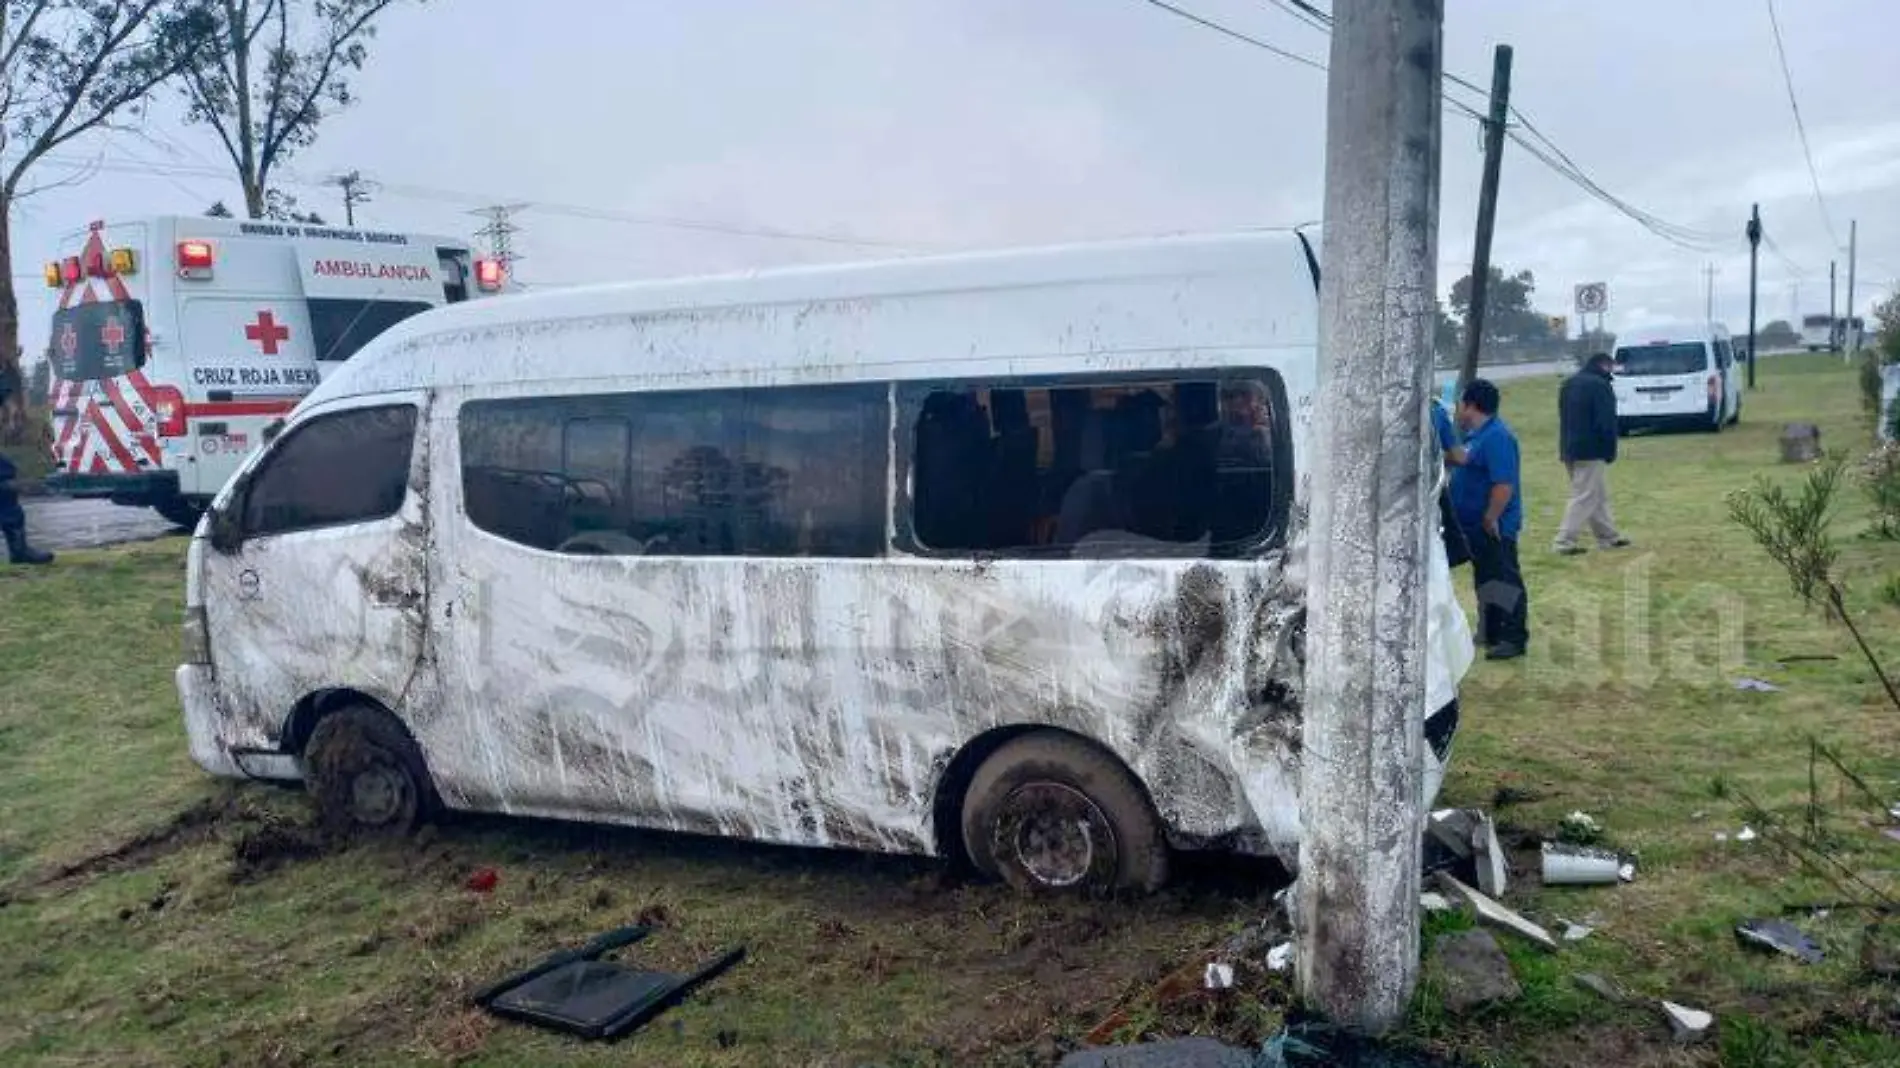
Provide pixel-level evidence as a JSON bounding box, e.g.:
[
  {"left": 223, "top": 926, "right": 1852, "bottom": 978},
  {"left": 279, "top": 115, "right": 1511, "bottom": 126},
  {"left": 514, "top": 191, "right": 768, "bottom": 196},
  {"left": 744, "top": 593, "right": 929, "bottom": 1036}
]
[
  {"left": 903, "top": 374, "right": 1289, "bottom": 559},
  {"left": 459, "top": 385, "right": 888, "bottom": 557},
  {"left": 241, "top": 405, "right": 417, "bottom": 537},
  {"left": 1714, "top": 340, "right": 1731, "bottom": 368},
  {"left": 307, "top": 299, "right": 433, "bottom": 362}
]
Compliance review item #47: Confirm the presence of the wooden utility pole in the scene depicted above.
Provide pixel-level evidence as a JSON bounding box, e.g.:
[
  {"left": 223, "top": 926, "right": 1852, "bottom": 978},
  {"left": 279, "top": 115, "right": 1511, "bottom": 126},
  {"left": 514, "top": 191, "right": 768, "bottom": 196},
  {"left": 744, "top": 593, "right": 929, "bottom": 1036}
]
[
  {"left": 1746, "top": 205, "right": 1760, "bottom": 390},
  {"left": 1457, "top": 44, "right": 1513, "bottom": 390},
  {"left": 1300, "top": 0, "right": 1443, "bottom": 1035},
  {"left": 330, "top": 171, "right": 374, "bottom": 227}
]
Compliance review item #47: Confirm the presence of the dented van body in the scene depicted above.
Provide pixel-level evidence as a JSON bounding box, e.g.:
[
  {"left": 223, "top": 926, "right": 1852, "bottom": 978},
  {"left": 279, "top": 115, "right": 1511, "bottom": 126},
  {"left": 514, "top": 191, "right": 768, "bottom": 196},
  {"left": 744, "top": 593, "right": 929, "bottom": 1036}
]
[{"left": 177, "top": 231, "right": 1474, "bottom": 886}]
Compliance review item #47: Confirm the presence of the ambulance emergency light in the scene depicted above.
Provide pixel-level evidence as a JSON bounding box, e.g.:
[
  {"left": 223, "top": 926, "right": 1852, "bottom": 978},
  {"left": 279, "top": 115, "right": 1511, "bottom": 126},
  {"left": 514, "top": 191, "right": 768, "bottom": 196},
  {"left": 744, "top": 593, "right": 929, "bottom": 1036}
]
[
  {"left": 475, "top": 257, "right": 505, "bottom": 292},
  {"left": 176, "top": 240, "right": 215, "bottom": 280}
]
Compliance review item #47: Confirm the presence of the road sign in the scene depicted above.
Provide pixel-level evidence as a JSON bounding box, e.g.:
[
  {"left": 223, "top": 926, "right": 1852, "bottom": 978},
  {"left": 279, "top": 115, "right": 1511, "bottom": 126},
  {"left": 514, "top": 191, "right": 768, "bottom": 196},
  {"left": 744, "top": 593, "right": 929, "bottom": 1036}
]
[{"left": 1575, "top": 282, "right": 1608, "bottom": 315}]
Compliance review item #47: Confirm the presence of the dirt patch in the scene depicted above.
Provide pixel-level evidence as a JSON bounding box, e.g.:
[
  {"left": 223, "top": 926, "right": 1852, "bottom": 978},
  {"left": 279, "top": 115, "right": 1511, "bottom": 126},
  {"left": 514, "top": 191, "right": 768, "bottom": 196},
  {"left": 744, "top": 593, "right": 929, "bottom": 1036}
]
[
  {"left": 228, "top": 822, "right": 329, "bottom": 884},
  {"left": 23, "top": 789, "right": 245, "bottom": 894}
]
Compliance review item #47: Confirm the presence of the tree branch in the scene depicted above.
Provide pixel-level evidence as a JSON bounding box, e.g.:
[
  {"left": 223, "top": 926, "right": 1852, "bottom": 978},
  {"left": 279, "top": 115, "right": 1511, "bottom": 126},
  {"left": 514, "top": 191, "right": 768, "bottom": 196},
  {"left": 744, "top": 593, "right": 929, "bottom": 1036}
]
[
  {"left": 0, "top": 0, "right": 55, "bottom": 78},
  {"left": 259, "top": 0, "right": 396, "bottom": 166}
]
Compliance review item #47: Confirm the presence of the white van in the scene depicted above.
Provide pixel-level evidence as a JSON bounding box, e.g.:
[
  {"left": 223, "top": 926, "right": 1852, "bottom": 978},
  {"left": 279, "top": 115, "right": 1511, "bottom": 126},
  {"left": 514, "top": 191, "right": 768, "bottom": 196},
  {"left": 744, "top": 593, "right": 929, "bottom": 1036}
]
[
  {"left": 176, "top": 231, "right": 1475, "bottom": 893},
  {"left": 40, "top": 216, "right": 503, "bottom": 527},
  {"left": 1611, "top": 322, "right": 1744, "bottom": 434}
]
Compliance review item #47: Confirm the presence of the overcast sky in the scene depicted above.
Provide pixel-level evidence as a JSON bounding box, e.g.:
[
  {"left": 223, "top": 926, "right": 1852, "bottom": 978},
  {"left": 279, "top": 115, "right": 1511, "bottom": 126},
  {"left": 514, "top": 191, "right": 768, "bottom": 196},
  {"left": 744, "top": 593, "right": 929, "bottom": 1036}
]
[{"left": 13, "top": 0, "right": 1900, "bottom": 358}]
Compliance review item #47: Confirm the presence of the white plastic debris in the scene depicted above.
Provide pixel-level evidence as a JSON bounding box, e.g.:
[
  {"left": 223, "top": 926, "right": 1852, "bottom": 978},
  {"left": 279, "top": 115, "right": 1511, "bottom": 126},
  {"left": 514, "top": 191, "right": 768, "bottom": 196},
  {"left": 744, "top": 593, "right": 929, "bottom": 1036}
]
[
  {"left": 1438, "top": 874, "right": 1560, "bottom": 952},
  {"left": 1661, "top": 1000, "right": 1714, "bottom": 1043},
  {"left": 1735, "top": 677, "right": 1782, "bottom": 693},
  {"left": 1618, "top": 861, "right": 1637, "bottom": 883},
  {"left": 1738, "top": 825, "right": 1758, "bottom": 842},
  {"left": 1266, "top": 942, "right": 1295, "bottom": 972},
  {"left": 1420, "top": 892, "right": 1455, "bottom": 913},
  {"left": 1204, "top": 962, "right": 1235, "bottom": 990},
  {"left": 1561, "top": 921, "right": 1594, "bottom": 942},
  {"left": 1474, "top": 812, "right": 1508, "bottom": 897},
  {"left": 1541, "top": 843, "right": 1621, "bottom": 885}
]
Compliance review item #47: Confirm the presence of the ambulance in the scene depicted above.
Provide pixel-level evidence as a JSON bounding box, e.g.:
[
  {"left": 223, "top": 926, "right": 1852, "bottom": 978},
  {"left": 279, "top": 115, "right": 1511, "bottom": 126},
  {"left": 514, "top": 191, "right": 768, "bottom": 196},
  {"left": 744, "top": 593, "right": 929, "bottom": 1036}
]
[{"left": 41, "top": 216, "right": 504, "bottom": 526}]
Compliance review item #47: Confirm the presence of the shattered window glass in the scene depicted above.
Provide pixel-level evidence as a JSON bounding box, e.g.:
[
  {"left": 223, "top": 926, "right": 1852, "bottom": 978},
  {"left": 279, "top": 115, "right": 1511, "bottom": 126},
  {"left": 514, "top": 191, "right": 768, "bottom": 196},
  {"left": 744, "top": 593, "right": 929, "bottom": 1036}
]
[
  {"left": 458, "top": 384, "right": 888, "bottom": 557},
  {"left": 906, "top": 374, "right": 1289, "bottom": 559},
  {"left": 241, "top": 405, "right": 417, "bottom": 536}
]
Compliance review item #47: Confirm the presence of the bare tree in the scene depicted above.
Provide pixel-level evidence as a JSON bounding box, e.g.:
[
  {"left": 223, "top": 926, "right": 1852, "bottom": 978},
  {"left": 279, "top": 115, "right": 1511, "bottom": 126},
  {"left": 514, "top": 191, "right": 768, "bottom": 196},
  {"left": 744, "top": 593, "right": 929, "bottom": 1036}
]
[
  {"left": 178, "top": 0, "right": 413, "bottom": 220},
  {"left": 0, "top": 0, "right": 211, "bottom": 442}
]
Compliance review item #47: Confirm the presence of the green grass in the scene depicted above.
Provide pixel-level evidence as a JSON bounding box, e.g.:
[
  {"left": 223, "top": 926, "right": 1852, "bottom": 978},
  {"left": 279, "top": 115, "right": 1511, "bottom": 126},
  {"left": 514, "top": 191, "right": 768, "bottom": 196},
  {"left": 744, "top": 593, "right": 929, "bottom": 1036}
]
[{"left": 3, "top": 355, "right": 1900, "bottom": 1066}]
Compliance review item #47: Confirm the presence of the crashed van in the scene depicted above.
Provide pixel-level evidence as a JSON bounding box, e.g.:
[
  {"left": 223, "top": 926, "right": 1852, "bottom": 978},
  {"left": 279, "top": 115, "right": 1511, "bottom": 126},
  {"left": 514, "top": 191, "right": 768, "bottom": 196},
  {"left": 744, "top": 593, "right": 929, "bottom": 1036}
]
[{"left": 178, "top": 230, "right": 1475, "bottom": 893}]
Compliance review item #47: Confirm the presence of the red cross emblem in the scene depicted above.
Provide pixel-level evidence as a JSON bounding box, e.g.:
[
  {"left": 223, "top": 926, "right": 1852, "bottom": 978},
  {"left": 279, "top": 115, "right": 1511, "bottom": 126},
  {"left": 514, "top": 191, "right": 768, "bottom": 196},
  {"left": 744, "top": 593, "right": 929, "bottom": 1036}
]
[
  {"left": 245, "top": 310, "right": 290, "bottom": 355},
  {"left": 57, "top": 323, "right": 78, "bottom": 358},
  {"left": 99, "top": 316, "right": 126, "bottom": 354}
]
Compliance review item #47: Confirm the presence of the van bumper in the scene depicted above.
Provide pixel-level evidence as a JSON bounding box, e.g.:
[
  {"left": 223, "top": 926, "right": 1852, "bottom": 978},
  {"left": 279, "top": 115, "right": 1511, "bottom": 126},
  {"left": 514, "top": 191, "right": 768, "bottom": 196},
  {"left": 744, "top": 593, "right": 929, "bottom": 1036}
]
[
  {"left": 47, "top": 469, "right": 180, "bottom": 504},
  {"left": 176, "top": 664, "right": 243, "bottom": 778}
]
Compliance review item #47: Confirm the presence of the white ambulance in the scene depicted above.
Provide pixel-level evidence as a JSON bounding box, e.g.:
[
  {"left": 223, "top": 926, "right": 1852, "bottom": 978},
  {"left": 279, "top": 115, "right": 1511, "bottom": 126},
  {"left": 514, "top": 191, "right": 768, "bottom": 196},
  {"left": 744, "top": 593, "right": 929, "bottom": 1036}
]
[{"left": 41, "top": 216, "right": 504, "bottom": 526}]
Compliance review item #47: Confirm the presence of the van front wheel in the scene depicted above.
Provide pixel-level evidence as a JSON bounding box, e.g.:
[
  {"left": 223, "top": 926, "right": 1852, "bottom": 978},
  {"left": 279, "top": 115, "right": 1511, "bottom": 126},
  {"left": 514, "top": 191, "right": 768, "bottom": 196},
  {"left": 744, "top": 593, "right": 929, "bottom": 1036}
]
[
  {"left": 960, "top": 732, "right": 1168, "bottom": 894},
  {"left": 304, "top": 706, "right": 437, "bottom": 835}
]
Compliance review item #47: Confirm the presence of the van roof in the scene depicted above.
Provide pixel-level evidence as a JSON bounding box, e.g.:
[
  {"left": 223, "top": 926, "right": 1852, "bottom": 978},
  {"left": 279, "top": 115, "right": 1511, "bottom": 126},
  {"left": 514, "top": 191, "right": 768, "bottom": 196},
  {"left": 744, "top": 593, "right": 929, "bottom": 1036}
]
[
  {"left": 302, "top": 229, "right": 1320, "bottom": 406},
  {"left": 1616, "top": 322, "right": 1728, "bottom": 345}
]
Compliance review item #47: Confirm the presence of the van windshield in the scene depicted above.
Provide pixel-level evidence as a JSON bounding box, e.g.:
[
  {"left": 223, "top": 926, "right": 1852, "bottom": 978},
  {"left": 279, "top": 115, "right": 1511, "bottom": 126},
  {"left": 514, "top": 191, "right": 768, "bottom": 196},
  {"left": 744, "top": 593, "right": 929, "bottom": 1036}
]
[{"left": 1614, "top": 343, "right": 1707, "bottom": 376}]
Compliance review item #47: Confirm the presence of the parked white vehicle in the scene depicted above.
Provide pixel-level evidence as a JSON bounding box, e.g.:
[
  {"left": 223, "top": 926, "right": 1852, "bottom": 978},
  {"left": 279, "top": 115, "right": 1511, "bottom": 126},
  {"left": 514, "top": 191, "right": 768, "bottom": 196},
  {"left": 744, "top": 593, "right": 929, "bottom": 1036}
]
[
  {"left": 1801, "top": 314, "right": 1835, "bottom": 352},
  {"left": 40, "top": 215, "right": 503, "bottom": 527},
  {"left": 177, "top": 231, "right": 1475, "bottom": 893},
  {"left": 1612, "top": 322, "right": 1743, "bottom": 434}
]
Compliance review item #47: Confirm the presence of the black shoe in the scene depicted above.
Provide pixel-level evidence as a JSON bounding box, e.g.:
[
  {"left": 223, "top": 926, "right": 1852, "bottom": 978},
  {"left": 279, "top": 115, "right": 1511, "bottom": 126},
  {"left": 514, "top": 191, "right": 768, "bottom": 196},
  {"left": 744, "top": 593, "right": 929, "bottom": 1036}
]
[
  {"left": 1485, "top": 643, "right": 1525, "bottom": 661},
  {"left": 4, "top": 524, "right": 54, "bottom": 566}
]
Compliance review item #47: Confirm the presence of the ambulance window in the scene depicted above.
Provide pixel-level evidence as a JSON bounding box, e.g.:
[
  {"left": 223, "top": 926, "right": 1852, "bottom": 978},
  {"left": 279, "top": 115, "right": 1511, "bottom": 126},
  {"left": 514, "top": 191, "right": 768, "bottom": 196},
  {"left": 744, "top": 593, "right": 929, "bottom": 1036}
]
[
  {"left": 307, "top": 298, "right": 432, "bottom": 362},
  {"left": 241, "top": 405, "right": 417, "bottom": 537}
]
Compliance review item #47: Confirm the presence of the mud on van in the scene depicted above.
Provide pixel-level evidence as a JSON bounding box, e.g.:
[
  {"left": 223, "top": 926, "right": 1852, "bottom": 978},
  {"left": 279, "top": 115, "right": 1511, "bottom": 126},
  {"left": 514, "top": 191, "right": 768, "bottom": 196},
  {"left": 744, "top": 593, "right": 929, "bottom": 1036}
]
[{"left": 177, "top": 231, "right": 1475, "bottom": 893}]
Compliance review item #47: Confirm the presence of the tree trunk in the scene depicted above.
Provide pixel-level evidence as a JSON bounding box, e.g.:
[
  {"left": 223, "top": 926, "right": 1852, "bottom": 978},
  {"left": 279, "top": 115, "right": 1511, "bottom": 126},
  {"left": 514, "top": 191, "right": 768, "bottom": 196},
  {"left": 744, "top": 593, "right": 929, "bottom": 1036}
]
[
  {"left": 243, "top": 172, "right": 266, "bottom": 219},
  {"left": 0, "top": 202, "right": 28, "bottom": 446}
]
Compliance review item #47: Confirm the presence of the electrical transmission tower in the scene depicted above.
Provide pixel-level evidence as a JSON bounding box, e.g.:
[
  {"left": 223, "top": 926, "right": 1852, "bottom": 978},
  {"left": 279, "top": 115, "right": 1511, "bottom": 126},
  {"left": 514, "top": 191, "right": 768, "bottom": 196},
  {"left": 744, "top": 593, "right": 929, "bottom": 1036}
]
[
  {"left": 472, "top": 203, "right": 530, "bottom": 277},
  {"left": 328, "top": 171, "right": 376, "bottom": 226}
]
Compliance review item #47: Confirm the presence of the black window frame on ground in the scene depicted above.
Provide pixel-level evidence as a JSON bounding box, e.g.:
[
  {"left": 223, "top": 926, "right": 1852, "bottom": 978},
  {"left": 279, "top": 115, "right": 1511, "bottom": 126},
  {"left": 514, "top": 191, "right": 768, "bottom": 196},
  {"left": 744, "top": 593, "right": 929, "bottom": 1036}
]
[
  {"left": 457, "top": 383, "right": 891, "bottom": 559},
  {"left": 894, "top": 369, "right": 1295, "bottom": 561},
  {"left": 238, "top": 404, "right": 419, "bottom": 539}
]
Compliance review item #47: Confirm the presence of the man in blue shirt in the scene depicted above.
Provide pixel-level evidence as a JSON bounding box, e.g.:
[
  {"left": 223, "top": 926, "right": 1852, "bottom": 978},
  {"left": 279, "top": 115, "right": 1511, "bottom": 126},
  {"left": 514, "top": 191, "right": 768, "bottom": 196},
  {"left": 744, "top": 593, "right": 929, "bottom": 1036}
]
[
  {"left": 1431, "top": 397, "right": 1471, "bottom": 568},
  {"left": 1451, "top": 378, "right": 1526, "bottom": 660}
]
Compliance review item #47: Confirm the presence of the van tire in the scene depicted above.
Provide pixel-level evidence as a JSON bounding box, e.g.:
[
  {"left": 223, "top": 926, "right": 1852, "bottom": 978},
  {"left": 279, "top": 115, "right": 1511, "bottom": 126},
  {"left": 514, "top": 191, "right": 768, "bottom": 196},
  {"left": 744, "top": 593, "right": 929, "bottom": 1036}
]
[
  {"left": 960, "top": 732, "right": 1168, "bottom": 895},
  {"left": 304, "top": 705, "right": 437, "bottom": 836}
]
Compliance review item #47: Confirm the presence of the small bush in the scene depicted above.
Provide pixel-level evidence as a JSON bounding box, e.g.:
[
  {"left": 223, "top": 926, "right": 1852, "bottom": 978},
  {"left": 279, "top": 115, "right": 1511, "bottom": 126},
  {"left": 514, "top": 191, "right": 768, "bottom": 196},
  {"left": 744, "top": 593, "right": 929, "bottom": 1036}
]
[
  {"left": 1882, "top": 574, "right": 1900, "bottom": 609},
  {"left": 1862, "top": 443, "right": 1900, "bottom": 540}
]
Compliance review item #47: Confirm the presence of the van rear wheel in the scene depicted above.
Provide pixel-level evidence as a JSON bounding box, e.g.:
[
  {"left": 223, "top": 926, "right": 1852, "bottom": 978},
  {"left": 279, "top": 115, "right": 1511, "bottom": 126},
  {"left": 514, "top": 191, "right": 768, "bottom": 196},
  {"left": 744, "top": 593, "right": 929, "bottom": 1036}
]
[
  {"left": 304, "top": 706, "right": 437, "bottom": 835},
  {"left": 960, "top": 732, "right": 1168, "bottom": 894}
]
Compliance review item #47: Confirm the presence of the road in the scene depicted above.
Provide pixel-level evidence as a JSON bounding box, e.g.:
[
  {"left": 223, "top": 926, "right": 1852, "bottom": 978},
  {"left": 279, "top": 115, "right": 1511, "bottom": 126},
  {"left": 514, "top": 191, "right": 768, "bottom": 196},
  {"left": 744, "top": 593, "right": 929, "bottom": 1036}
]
[{"left": 21, "top": 497, "right": 182, "bottom": 552}]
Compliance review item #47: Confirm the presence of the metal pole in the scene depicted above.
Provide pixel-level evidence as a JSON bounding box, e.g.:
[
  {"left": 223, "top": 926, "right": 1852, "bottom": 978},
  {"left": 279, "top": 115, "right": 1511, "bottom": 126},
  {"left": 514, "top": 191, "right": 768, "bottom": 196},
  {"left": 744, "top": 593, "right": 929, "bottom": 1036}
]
[
  {"left": 1300, "top": 0, "right": 1442, "bottom": 1035},
  {"left": 1704, "top": 263, "right": 1715, "bottom": 323},
  {"left": 1457, "top": 45, "right": 1513, "bottom": 391},
  {"left": 1746, "top": 205, "right": 1760, "bottom": 390},
  {"left": 1847, "top": 220, "right": 1859, "bottom": 356}
]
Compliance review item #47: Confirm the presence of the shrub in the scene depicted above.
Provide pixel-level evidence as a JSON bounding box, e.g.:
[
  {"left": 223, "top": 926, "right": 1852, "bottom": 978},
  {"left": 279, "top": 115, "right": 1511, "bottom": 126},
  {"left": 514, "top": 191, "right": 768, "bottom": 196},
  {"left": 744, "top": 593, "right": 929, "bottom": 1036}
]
[{"left": 1862, "top": 443, "right": 1900, "bottom": 540}]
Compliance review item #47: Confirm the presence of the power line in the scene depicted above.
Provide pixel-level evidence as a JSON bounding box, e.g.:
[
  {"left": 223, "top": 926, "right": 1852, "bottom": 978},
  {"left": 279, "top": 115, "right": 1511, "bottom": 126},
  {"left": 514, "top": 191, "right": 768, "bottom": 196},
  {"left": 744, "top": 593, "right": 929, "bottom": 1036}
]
[
  {"left": 1138, "top": 0, "right": 1327, "bottom": 73},
  {"left": 1261, "top": 0, "right": 1331, "bottom": 35},
  {"left": 1763, "top": 0, "right": 1839, "bottom": 248}
]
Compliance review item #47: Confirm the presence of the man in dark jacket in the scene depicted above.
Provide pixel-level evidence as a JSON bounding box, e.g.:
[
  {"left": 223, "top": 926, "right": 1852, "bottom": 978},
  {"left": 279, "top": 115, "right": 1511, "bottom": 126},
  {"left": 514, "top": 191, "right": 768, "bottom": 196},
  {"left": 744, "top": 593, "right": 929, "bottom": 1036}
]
[
  {"left": 1553, "top": 352, "right": 1629, "bottom": 555},
  {"left": 0, "top": 372, "right": 54, "bottom": 566}
]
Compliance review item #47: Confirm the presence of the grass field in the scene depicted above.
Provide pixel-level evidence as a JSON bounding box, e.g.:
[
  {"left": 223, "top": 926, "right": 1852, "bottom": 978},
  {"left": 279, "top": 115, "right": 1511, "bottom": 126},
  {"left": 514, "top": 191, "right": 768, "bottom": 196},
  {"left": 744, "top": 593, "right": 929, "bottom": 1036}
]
[{"left": 2, "top": 354, "right": 1898, "bottom": 1066}]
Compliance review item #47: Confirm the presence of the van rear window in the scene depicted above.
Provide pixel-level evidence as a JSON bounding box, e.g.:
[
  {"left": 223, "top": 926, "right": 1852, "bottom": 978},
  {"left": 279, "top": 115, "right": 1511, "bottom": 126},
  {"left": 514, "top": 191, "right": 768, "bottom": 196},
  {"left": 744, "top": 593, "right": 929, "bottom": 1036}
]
[{"left": 1614, "top": 343, "right": 1708, "bottom": 376}]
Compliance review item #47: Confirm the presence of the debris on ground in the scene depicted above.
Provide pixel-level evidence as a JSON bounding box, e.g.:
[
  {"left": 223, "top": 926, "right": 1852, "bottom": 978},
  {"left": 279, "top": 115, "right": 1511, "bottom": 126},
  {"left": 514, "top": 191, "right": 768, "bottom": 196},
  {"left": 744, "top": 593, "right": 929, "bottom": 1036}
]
[
  {"left": 1559, "top": 920, "right": 1594, "bottom": 942},
  {"left": 1059, "top": 1037, "right": 1254, "bottom": 1068},
  {"left": 475, "top": 922, "right": 745, "bottom": 1040},
  {"left": 465, "top": 867, "right": 499, "bottom": 893},
  {"left": 1737, "top": 826, "right": 1758, "bottom": 842},
  {"left": 1734, "top": 677, "right": 1783, "bottom": 693},
  {"left": 1660, "top": 1000, "right": 1714, "bottom": 1043},
  {"left": 1860, "top": 922, "right": 1900, "bottom": 980},
  {"left": 1573, "top": 972, "right": 1627, "bottom": 1003},
  {"left": 1419, "top": 892, "right": 1456, "bottom": 913},
  {"left": 1258, "top": 1021, "right": 1463, "bottom": 1067},
  {"left": 1541, "top": 843, "right": 1622, "bottom": 886},
  {"left": 1558, "top": 811, "right": 1604, "bottom": 846},
  {"left": 1424, "top": 808, "right": 1507, "bottom": 894},
  {"left": 1427, "top": 929, "right": 1522, "bottom": 1013},
  {"left": 1267, "top": 942, "right": 1295, "bottom": 972},
  {"left": 1618, "top": 859, "right": 1637, "bottom": 883},
  {"left": 1736, "top": 918, "right": 1825, "bottom": 964},
  {"left": 1437, "top": 874, "right": 1559, "bottom": 951},
  {"left": 1203, "top": 962, "right": 1234, "bottom": 990}
]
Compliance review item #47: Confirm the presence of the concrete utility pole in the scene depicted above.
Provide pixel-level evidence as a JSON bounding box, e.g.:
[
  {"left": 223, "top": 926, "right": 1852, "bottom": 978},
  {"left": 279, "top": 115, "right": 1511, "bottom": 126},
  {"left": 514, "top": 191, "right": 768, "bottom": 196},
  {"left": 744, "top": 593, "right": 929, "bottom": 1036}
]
[
  {"left": 1457, "top": 44, "right": 1512, "bottom": 391},
  {"left": 1300, "top": 0, "right": 1443, "bottom": 1035},
  {"left": 1846, "top": 219, "right": 1859, "bottom": 356},
  {"left": 1829, "top": 260, "right": 1838, "bottom": 352},
  {"left": 330, "top": 171, "right": 374, "bottom": 227},
  {"left": 1703, "top": 263, "right": 1718, "bottom": 323},
  {"left": 1746, "top": 205, "right": 1760, "bottom": 390}
]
